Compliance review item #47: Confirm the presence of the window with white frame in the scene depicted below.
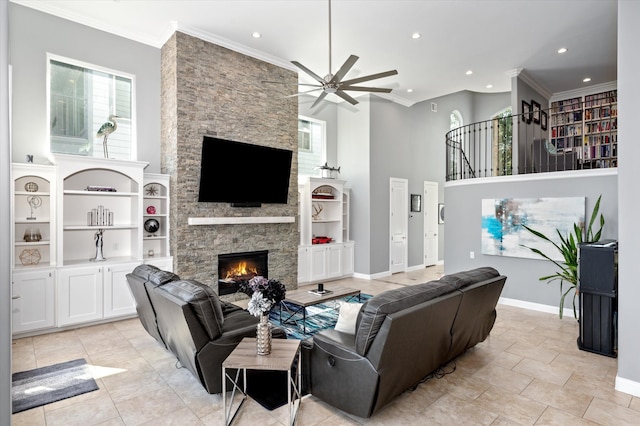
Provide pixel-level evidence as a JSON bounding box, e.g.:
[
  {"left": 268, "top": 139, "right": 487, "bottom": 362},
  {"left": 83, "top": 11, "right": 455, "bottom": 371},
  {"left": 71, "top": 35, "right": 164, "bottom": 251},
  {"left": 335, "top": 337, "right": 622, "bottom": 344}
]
[
  {"left": 49, "top": 55, "right": 135, "bottom": 160},
  {"left": 298, "top": 116, "right": 326, "bottom": 177},
  {"left": 449, "top": 110, "right": 463, "bottom": 178}
]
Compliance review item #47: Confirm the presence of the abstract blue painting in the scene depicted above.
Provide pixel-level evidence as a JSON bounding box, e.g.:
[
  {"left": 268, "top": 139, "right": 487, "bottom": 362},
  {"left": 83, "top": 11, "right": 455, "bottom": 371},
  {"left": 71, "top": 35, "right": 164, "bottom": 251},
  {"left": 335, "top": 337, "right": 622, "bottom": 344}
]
[{"left": 481, "top": 197, "right": 585, "bottom": 260}]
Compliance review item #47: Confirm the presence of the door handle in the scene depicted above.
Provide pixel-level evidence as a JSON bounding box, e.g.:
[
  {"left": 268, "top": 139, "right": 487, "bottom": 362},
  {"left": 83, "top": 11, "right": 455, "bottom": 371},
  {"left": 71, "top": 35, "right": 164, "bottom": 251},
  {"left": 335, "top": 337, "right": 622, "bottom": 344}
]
[{"left": 12, "top": 296, "right": 20, "bottom": 300}]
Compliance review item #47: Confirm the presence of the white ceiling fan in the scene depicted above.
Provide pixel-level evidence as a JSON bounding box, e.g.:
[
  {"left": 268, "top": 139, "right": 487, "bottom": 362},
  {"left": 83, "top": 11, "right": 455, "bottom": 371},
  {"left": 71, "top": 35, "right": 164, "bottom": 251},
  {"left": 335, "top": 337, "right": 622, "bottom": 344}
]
[{"left": 271, "top": 0, "right": 398, "bottom": 108}]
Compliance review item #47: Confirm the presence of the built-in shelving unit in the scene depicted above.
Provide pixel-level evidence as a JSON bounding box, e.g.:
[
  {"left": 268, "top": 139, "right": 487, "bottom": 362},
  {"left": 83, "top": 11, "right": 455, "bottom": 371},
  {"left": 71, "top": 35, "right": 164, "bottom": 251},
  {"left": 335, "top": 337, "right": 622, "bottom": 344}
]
[
  {"left": 143, "top": 174, "right": 173, "bottom": 271},
  {"left": 549, "top": 89, "right": 617, "bottom": 168},
  {"left": 10, "top": 156, "right": 172, "bottom": 335},
  {"left": 298, "top": 177, "right": 354, "bottom": 284},
  {"left": 12, "top": 164, "right": 56, "bottom": 270}
]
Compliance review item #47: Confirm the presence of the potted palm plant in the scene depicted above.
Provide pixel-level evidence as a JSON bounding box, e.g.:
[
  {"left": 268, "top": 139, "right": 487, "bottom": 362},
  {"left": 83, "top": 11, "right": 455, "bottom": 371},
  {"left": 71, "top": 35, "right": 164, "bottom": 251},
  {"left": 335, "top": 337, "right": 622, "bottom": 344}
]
[{"left": 521, "top": 195, "right": 604, "bottom": 319}]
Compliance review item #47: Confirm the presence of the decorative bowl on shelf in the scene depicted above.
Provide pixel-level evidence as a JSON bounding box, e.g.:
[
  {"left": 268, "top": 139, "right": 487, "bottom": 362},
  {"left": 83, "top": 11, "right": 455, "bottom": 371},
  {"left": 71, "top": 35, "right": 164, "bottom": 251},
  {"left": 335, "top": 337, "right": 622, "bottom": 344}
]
[
  {"left": 24, "top": 182, "right": 39, "bottom": 192},
  {"left": 146, "top": 205, "right": 156, "bottom": 214},
  {"left": 144, "top": 218, "right": 160, "bottom": 235}
]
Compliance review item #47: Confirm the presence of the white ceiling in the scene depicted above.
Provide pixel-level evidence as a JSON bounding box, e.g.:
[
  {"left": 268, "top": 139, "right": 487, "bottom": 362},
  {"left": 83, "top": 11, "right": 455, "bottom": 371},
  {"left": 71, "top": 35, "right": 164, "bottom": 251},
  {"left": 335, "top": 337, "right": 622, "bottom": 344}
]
[{"left": 12, "top": 0, "right": 618, "bottom": 106}]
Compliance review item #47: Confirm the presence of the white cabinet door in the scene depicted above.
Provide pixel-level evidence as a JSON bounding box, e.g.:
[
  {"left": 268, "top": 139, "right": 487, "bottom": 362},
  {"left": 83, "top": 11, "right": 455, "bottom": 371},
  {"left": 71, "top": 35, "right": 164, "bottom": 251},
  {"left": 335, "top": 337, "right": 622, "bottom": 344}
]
[
  {"left": 341, "top": 242, "right": 355, "bottom": 276},
  {"left": 310, "top": 246, "right": 328, "bottom": 282},
  {"left": 12, "top": 269, "right": 55, "bottom": 333},
  {"left": 326, "top": 245, "right": 342, "bottom": 278},
  {"left": 58, "top": 265, "right": 103, "bottom": 326},
  {"left": 104, "top": 262, "right": 138, "bottom": 318},
  {"left": 297, "top": 247, "right": 311, "bottom": 284}
]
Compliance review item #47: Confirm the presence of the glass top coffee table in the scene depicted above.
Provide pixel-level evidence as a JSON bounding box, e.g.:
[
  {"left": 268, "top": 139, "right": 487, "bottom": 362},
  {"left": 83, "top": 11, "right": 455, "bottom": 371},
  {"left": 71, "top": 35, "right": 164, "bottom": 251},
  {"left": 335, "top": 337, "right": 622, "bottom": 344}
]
[{"left": 279, "top": 285, "right": 361, "bottom": 334}]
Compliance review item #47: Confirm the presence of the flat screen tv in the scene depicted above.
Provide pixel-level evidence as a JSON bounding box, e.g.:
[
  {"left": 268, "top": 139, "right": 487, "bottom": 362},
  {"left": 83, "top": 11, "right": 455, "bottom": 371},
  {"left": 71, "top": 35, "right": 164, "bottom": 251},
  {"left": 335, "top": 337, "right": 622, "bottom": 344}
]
[{"left": 198, "top": 136, "right": 293, "bottom": 206}]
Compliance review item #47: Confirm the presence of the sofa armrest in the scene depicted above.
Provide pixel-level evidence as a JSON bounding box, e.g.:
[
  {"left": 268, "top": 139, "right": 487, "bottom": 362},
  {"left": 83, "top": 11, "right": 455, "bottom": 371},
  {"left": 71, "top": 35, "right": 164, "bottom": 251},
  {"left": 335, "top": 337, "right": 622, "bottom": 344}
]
[{"left": 310, "top": 330, "right": 379, "bottom": 418}]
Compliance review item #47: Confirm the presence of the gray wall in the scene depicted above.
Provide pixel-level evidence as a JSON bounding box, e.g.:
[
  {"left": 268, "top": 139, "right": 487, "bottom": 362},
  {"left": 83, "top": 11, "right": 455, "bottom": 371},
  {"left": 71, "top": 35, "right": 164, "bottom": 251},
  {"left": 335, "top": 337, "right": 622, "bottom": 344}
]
[
  {"left": 319, "top": 90, "right": 509, "bottom": 276},
  {"left": 513, "top": 78, "right": 550, "bottom": 174},
  {"left": 9, "top": 4, "right": 161, "bottom": 171},
  {"left": 444, "top": 172, "right": 618, "bottom": 310},
  {"left": 1, "top": 1, "right": 12, "bottom": 421},
  {"left": 616, "top": 0, "right": 640, "bottom": 393}
]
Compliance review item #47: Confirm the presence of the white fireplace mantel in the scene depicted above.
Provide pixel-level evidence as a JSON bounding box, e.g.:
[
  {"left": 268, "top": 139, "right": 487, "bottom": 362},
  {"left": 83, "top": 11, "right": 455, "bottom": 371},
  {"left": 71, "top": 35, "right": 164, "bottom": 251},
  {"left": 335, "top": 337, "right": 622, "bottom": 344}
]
[{"left": 188, "top": 216, "right": 295, "bottom": 225}]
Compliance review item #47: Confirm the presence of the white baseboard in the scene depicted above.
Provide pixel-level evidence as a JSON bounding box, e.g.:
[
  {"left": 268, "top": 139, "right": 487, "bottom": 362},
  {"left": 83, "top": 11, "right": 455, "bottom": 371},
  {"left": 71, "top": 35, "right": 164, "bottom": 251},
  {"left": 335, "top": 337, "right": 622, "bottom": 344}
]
[
  {"left": 615, "top": 375, "right": 640, "bottom": 397},
  {"left": 498, "top": 297, "right": 575, "bottom": 319}
]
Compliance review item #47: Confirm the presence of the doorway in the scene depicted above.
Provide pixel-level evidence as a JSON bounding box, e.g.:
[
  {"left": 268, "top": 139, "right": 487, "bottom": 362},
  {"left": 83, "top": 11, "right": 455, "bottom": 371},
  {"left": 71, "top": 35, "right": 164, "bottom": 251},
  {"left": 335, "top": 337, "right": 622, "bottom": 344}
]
[
  {"left": 389, "top": 177, "right": 408, "bottom": 274},
  {"left": 423, "top": 181, "right": 438, "bottom": 266}
]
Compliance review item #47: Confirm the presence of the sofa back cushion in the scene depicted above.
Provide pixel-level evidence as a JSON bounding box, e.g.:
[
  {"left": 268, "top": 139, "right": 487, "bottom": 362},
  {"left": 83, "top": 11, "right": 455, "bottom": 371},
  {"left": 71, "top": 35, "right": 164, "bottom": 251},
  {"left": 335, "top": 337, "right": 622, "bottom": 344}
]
[
  {"left": 437, "top": 267, "right": 500, "bottom": 289},
  {"left": 354, "top": 280, "right": 457, "bottom": 355},
  {"left": 148, "top": 270, "right": 180, "bottom": 287},
  {"left": 157, "top": 279, "right": 225, "bottom": 340}
]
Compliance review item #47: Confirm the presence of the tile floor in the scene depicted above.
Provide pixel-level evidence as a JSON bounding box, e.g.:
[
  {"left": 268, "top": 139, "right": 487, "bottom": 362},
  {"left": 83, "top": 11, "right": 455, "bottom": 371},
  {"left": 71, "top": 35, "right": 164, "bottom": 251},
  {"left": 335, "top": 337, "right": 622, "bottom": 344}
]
[{"left": 11, "top": 265, "right": 640, "bottom": 425}]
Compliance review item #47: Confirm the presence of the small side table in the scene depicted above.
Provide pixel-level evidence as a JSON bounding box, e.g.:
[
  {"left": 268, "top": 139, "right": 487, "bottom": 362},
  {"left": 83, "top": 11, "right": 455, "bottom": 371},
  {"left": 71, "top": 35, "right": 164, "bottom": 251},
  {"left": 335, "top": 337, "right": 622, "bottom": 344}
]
[{"left": 222, "top": 337, "right": 302, "bottom": 425}]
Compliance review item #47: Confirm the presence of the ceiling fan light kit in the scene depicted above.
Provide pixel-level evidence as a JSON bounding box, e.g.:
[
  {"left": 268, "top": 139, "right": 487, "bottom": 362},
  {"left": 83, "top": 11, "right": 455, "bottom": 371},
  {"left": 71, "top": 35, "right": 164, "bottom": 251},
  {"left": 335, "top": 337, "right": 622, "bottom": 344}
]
[{"left": 289, "top": 0, "right": 398, "bottom": 108}]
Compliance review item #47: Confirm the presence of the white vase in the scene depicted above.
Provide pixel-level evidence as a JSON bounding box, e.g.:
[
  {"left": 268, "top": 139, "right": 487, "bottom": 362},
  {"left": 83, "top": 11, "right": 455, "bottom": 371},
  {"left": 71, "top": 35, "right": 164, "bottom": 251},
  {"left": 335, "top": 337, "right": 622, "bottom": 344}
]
[{"left": 256, "top": 314, "right": 272, "bottom": 355}]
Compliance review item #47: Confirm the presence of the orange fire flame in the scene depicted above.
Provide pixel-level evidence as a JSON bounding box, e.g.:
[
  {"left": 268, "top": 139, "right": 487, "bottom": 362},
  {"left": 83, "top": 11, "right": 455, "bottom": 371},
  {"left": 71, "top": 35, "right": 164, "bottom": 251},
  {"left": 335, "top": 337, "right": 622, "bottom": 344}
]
[{"left": 224, "top": 261, "right": 258, "bottom": 280}]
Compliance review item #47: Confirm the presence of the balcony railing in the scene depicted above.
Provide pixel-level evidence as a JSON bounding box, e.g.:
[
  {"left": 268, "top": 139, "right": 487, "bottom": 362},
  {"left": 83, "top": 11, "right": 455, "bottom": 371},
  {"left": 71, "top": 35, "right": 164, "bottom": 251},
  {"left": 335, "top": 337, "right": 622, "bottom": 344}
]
[{"left": 445, "top": 104, "right": 618, "bottom": 181}]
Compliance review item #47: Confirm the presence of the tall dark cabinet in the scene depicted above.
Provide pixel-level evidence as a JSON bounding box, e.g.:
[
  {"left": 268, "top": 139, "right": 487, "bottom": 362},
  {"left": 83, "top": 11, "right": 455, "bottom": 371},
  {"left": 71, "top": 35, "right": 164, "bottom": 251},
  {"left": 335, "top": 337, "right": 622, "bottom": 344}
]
[{"left": 577, "top": 240, "right": 618, "bottom": 357}]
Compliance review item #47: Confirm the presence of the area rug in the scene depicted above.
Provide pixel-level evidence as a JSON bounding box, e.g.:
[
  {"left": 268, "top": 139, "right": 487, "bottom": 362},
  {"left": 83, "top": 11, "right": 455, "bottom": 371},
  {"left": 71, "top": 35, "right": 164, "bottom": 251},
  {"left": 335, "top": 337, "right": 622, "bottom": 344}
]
[
  {"left": 268, "top": 293, "right": 372, "bottom": 340},
  {"left": 12, "top": 358, "right": 98, "bottom": 414}
]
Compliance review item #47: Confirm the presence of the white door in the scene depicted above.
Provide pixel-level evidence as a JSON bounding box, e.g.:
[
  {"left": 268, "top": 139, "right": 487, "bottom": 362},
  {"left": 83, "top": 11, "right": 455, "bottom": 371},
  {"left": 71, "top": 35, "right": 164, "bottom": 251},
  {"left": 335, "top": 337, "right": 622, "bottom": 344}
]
[
  {"left": 389, "top": 178, "right": 408, "bottom": 274},
  {"left": 424, "top": 181, "right": 438, "bottom": 266}
]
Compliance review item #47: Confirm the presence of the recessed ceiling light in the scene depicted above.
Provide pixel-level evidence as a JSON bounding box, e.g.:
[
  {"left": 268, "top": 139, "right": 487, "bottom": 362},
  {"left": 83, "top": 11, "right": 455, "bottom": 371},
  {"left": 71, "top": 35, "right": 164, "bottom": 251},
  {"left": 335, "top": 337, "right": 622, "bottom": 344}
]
[
  {"left": 486, "top": 84, "right": 493, "bottom": 89},
  {"left": 583, "top": 77, "right": 592, "bottom": 83},
  {"left": 251, "top": 32, "right": 262, "bottom": 39},
  {"left": 466, "top": 70, "right": 473, "bottom": 75},
  {"left": 411, "top": 32, "right": 421, "bottom": 39},
  {"left": 557, "top": 47, "right": 568, "bottom": 54},
  {"left": 407, "top": 89, "right": 413, "bottom": 93}
]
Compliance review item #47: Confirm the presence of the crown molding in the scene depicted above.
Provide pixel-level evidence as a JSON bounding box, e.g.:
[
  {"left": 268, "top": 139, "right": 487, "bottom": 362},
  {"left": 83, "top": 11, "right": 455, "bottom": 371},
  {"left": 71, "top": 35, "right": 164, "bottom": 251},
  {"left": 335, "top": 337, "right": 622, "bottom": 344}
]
[
  {"left": 170, "top": 23, "right": 297, "bottom": 72},
  {"left": 550, "top": 81, "right": 617, "bottom": 101},
  {"left": 512, "top": 68, "right": 553, "bottom": 99}
]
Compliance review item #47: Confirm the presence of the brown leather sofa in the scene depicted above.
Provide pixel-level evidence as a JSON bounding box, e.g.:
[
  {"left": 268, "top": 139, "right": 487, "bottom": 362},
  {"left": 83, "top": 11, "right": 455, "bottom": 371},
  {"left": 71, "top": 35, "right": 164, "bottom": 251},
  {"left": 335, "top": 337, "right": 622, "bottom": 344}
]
[
  {"left": 126, "top": 264, "right": 271, "bottom": 394},
  {"left": 307, "top": 267, "right": 506, "bottom": 418}
]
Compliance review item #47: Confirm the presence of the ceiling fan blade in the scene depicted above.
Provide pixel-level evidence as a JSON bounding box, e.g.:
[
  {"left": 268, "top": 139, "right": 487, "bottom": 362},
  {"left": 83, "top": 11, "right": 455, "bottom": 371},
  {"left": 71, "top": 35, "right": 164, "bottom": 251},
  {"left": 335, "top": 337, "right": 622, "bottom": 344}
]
[
  {"left": 340, "top": 69, "right": 398, "bottom": 86},
  {"left": 291, "top": 61, "right": 325, "bottom": 84},
  {"left": 335, "top": 90, "right": 359, "bottom": 105},
  {"left": 286, "top": 88, "right": 324, "bottom": 98},
  {"left": 262, "top": 80, "right": 321, "bottom": 88},
  {"left": 340, "top": 86, "right": 393, "bottom": 93},
  {"left": 311, "top": 91, "right": 329, "bottom": 108},
  {"left": 329, "top": 55, "right": 359, "bottom": 84}
]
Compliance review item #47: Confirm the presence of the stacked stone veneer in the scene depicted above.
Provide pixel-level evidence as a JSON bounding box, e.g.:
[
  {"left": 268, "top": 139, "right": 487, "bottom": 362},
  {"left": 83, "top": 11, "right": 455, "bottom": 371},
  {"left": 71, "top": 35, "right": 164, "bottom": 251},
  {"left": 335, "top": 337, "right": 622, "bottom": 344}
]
[{"left": 161, "top": 32, "right": 299, "bottom": 298}]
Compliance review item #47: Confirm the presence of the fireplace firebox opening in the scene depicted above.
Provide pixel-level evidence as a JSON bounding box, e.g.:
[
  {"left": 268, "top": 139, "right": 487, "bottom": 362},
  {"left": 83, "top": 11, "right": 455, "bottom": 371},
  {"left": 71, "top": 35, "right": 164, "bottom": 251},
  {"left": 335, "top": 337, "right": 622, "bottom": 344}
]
[{"left": 218, "top": 250, "right": 268, "bottom": 295}]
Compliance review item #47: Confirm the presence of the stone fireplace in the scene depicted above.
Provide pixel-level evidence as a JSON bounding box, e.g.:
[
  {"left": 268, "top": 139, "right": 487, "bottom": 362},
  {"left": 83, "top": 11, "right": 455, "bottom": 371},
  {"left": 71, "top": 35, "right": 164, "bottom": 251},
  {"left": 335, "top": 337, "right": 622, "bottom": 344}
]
[
  {"left": 218, "top": 250, "right": 268, "bottom": 295},
  {"left": 160, "top": 31, "right": 299, "bottom": 299}
]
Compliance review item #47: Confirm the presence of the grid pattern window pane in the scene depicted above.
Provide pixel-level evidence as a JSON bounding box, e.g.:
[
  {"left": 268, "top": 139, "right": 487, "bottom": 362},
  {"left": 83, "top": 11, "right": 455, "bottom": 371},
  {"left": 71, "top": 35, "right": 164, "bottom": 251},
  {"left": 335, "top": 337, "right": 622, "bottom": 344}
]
[
  {"left": 50, "top": 57, "right": 134, "bottom": 160},
  {"left": 298, "top": 118, "right": 325, "bottom": 177}
]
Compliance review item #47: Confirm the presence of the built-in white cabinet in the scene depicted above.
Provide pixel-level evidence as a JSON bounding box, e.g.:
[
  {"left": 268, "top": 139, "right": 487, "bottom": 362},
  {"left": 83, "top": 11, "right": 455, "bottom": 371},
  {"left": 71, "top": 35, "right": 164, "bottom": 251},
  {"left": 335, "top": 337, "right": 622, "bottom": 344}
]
[
  {"left": 341, "top": 242, "right": 355, "bottom": 275},
  {"left": 57, "top": 261, "right": 138, "bottom": 326},
  {"left": 298, "top": 177, "right": 354, "bottom": 284},
  {"left": 11, "top": 158, "right": 172, "bottom": 336},
  {"left": 57, "top": 265, "right": 104, "bottom": 326},
  {"left": 297, "top": 247, "right": 311, "bottom": 284},
  {"left": 11, "top": 269, "right": 56, "bottom": 333}
]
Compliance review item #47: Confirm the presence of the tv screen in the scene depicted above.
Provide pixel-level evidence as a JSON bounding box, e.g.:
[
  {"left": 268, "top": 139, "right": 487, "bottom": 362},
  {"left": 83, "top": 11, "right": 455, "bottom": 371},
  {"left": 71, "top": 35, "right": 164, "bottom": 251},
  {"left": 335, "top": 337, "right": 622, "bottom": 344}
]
[{"left": 198, "top": 136, "right": 293, "bottom": 205}]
